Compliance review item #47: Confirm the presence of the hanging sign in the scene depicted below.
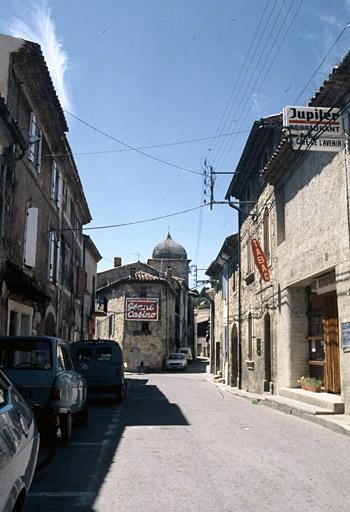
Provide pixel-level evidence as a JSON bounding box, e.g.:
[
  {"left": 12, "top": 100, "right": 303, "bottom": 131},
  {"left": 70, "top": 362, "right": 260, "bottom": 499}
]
[
  {"left": 125, "top": 298, "right": 159, "bottom": 321},
  {"left": 283, "top": 106, "right": 344, "bottom": 152},
  {"left": 251, "top": 238, "right": 270, "bottom": 282}
]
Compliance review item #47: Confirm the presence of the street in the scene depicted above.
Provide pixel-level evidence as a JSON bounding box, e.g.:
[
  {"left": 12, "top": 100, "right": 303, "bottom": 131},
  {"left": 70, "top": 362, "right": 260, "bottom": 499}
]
[{"left": 24, "top": 359, "right": 350, "bottom": 512}]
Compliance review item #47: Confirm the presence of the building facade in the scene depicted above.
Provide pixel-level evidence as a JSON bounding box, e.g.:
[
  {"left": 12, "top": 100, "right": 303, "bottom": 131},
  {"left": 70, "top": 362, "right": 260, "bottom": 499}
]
[{"left": 0, "top": 34, "right": 95, "bottom": 339}]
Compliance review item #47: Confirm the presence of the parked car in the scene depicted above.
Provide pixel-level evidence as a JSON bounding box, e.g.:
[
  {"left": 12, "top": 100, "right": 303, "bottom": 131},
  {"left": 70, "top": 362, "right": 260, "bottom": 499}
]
[
  {"left": 71, "top": 339, "right": 125, "bottom": 401},
  {"left": 165, "top": 353, "right": 188, "bottom": 371},
  {"left": 178, "top": 347, "right": 193, "bottom": 362},
  {"left": 0, "top": 369, "right": 39, "bottom": 512},
  {"left": 0, "top": 336, "right": 88, "bottom": 447}
]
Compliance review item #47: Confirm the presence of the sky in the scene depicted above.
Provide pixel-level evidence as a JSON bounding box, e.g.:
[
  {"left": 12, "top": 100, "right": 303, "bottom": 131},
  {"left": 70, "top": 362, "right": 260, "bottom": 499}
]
[{"left": 2, "top": 0, "right": 350, "bottom": 287}]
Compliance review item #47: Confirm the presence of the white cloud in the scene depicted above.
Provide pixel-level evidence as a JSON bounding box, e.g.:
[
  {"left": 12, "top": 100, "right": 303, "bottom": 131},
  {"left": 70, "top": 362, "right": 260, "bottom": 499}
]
[{"left": 9, "top": 2, "right": 70, "bottom": 110}]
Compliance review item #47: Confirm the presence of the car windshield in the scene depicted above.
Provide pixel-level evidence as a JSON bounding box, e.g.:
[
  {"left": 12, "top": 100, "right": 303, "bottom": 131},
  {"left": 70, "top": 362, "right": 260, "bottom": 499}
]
[
  {"left": 168, "top": 354, "right": 186, "bottom": 360},
  {"left": 0, "top": 339, "right": 52, "bottom": 370}
]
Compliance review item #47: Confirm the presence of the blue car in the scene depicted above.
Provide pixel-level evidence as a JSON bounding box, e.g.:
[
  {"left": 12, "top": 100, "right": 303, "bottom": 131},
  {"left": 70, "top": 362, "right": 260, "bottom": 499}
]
[
  {"left": 71, "top": 339, "right": 125, "bottom": 401},
  {"left": 0, "top": 336, "right": 88, "bottom": 444},
  {"left": 0, "top": 369, "right": 39, "bottom": 512}
]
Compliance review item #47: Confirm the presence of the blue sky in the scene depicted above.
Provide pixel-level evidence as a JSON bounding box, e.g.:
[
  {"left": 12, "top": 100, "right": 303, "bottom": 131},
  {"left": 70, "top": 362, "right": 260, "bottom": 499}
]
[{"left": 2, "top": 0, "right": 350, "bottom": 287}]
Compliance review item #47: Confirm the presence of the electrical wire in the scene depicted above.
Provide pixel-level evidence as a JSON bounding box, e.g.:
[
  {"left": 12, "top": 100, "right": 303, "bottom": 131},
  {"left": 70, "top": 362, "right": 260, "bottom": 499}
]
[
  {"left": 64, "top": 109, "right": 203, "bottom": 176},
  {"left": 73, "top": 203, "right": 210, "bottom": 232},
  {"left": 294, "top": 18, "right": 350, "bottom": 104},
  {"left": 43, "top": 128, "right": 252, "bottom": 158}
]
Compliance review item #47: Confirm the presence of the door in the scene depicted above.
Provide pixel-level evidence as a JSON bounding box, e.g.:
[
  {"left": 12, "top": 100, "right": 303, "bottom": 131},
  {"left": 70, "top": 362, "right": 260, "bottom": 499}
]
[
  {"left": 323, "top": 293, "right": 340, "bottom": 393},
  {"left": 231, "top": 324, "right": 238, "bottom": 387},
  {"left": 264, "top": 313, "right": 272, "bottom": 392}
]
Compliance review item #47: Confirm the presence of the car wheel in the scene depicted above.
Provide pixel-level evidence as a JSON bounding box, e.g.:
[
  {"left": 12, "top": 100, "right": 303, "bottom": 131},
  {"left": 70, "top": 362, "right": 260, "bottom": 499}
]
[
  {"left": 60, "top": 412, "right": 72, "bottom": 443},
  {"left": 75, "top": 403, "right": 89, "bottom": 425}
]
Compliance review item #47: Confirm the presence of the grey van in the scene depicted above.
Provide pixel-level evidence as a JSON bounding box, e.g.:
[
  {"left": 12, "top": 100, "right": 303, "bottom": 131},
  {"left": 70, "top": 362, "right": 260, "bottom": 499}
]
[{"left": 71, "top": 339, "right": 125, "bottom": 401}]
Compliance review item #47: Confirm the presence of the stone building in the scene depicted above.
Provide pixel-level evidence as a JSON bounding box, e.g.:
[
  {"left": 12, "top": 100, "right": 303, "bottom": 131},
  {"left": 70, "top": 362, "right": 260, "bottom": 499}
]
[
  {"left": 223, "top": 50, "right": 350, "bottom": 414},
  {"left": 81, "top": 235, "right": 101, "bottom": 339},
  {"left": 96, "top": 234, "right": 193, "bottom": 370},
  {"left": 0, "top": 34, "right": 96, "bottom": 339},
  {"left": 206, "top": 234, "right": 239, "bottom": 387}
]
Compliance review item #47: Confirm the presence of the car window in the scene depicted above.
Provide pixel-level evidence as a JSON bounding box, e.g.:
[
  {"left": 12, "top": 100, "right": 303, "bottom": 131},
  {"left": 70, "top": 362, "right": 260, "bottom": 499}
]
[
  {"left": 0, "top": 339, "right": 52, "bottom": 370},
  {"left": 0, "top": 373, "right": 9, "bottom": 407},
  {"left": 76, "top": 348, "right": 92, "bottom": 363},
  {"left": 96, "top": 347, "right": 112, "bottom": 361},
  {"left": 57, "top": 345, "right": 65, "bottom": 371},
  {"left": 61, "top": 345, "right": 74, "bottom": 371}
]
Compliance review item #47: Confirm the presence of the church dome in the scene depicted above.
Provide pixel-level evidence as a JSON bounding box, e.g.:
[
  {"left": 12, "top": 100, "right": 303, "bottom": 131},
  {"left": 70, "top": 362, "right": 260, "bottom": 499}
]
[{"left": 152, "top": 233, "right": 187, "bottom": 259}]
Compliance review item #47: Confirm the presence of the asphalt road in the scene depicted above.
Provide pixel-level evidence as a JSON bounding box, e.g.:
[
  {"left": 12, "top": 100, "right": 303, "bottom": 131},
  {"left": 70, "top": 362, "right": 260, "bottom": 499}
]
[{"left": 24, "top": 359, "right": 350, "bottom": 512}]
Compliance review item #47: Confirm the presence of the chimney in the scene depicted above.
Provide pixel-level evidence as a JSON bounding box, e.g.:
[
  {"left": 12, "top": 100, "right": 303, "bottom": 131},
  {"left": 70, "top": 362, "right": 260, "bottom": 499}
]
[{"left": 114, "top": 257, "right": 122, "bottom": 268}]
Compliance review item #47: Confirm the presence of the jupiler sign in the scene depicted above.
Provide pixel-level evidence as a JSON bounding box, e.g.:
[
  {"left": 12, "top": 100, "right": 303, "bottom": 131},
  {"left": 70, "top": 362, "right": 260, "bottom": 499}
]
[{"left": 283, "top": 106, "right": 344, "bottom": 152}]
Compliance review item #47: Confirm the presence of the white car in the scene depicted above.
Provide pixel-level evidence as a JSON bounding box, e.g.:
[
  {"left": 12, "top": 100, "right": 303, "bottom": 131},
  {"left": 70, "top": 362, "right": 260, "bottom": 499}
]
[
  {"left": 165, "top": 353, "right": 187, "bottom": 371},
  {"left": 178, "top": 347, "right": 193, "bottom": 362},
  {"left": 0, "top": 370, "right": 39, "bottom": 512}
]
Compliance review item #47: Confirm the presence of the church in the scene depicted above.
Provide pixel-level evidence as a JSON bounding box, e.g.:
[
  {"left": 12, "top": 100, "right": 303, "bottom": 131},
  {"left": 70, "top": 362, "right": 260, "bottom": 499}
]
[{"left": 95, "top": 234, "right": 194, "bottom": 371}]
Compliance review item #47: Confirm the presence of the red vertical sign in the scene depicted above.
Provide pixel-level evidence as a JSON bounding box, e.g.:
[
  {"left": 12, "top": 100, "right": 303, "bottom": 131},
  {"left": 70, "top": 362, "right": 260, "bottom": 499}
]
[{"left": 251, "top": 238, "right": 270, "bottom": 282}]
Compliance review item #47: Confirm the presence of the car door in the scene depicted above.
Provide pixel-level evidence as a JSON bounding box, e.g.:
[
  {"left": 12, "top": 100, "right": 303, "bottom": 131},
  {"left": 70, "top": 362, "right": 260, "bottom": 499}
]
[{"left": 60, "top": 344, "right": 86, "bottom": 412}]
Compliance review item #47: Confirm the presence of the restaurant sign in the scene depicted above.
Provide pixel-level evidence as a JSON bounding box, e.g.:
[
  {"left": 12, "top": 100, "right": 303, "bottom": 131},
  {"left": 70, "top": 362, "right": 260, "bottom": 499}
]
[
  {"left": 283, "top": 106, "right": 344, "bottom": 152},
  {"left": 251, "top": 238, "right": 270, "bottom": 282},
  {"left": 125, "top": 298, "right": 159, "bottom": 321}
]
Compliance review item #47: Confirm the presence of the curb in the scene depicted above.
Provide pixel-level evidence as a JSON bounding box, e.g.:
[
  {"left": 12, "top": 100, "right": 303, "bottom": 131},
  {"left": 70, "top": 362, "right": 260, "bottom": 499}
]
[{"left": 211, "top": 379, "right": 350, "bottom": 438}]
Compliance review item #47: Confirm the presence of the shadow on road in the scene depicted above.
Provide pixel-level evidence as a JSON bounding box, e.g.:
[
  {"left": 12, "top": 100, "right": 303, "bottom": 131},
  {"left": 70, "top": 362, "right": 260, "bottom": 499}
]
[{"left": 23, "top": 377, "right": 189, "bottom": 512}]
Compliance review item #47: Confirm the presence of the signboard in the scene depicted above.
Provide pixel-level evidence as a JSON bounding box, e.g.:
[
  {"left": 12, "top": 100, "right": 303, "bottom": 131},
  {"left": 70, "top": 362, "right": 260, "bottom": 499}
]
[
  {"left": 341, "top": 322, "right": 350, "bottom": 351},
  {"left": 125, "top": 298, "right": 159, "bottom": 321},
  {"left": 283, "top": 106, "right": 344, "bottom": 152},
  {"left": 251, "top": 238, "right": 270, "bottom": 282}
]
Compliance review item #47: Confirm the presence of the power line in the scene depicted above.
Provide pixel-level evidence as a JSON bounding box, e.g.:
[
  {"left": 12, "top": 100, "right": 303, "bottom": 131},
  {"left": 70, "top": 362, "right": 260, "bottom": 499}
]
[
  {"left": 75, "top": 203, "right": 210, "bottom": 232},
  {"left": 294, "top": 18, "right": 350, "bottom": 104},
  {"left": 43, "top": 128, "right": 251, "bottom": 158},
  {"left": 64, "top": 109, "right": 202, "bottom": 176}
]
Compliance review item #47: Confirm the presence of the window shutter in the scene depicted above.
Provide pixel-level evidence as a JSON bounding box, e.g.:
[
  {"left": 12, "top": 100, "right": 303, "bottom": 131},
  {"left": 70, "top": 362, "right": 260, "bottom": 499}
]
[
  {"left": 57, "top": 173, "right": 63, "bottom": 208},
  {"left": 56, "top": 239, "right": 61, "bottom": 283},
  {"left": 36, "top": 129, "right": 42, "bottom": 174},
  {"left": 28, "top": 112, "right": 36, "bottom": 162},
  {"left": 24, "top": 207, "right": 38, "bottom": 267},
  {"left": 49, "top": 230, "right": 56, "bottom": 280},
  {"left": 51, "top": 161, "right": 57, "bottom": 199}
]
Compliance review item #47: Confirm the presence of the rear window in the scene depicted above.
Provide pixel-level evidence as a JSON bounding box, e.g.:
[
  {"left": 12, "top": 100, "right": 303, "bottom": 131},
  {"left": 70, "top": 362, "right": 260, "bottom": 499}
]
[
  {"left": 0, "top": 339, "right": 52, "bottom": 370},
  {"left": 76, "top": 348, "right": 93, "bottom": 363},
  {"left": 96, "top": 347, "right": 112, "bottom": 361}
]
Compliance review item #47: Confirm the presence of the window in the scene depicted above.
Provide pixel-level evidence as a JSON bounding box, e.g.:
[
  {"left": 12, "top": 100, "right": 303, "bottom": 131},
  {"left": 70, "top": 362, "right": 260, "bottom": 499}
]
[
  {"left": 96, "top": 347, "right": 112, "bottom": 361},
  {"left": 24, "top": 206, "right": 38, "bottom": 267},
  {"left": 60, "top": 345, "right": 74, "bottom": 370},
  {"left": 108, "top": 314, "right": 115, "bottom": 337},
  {"left": 247, "top": 313, "right": 253, "bottom": 360},
  {"left": 276, "top": 189, "right": 285, "bottom": 245},
  {"left": 141, "top": 322, "right": 149, "bottom": 333},
  {"left": 28, "top": 112, "right": 42, "bottom": 173},
  {"left": 7, "top": 301, "right": 33, "bottom": 336},
  {"left": 48, "top": 230, "right": 60, "bottom": 283},
  {"left": 57, "top": 346, "right": 65, "bottom": 372},
  {"left": 0, "top": 339, "right": 52, "bottom": 370},
  {"left": 51, "top": 161, "right": 62, "bottom": 207},
  {"left": 0, "top": 374, "right": 9, "bottom": 406},
  {"left": 263, "top": 207, "right": 270, "bottom": 260},
  {"left": 140, "top": 287, "right": 147, "bottom": 297},
  {"left": 247, "top": 236, "right": 253, "bottom": 275}
]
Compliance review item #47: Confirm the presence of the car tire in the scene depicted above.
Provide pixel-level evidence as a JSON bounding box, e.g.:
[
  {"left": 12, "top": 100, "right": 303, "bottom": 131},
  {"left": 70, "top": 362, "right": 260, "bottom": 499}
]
[
  {"left": 75, "top": 403, "right": 89, "bottom": 425},
  {"left": 60, "top": 412, "right": 72, "bottom": 443}
]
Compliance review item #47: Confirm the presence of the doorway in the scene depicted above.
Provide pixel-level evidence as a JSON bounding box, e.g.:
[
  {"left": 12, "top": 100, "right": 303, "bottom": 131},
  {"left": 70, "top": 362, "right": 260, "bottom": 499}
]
[
  {"left": 264, "top": 313, "right": 272, "bottom": 392},
  {"left": 231, "top": 324, "right": 238, "bottom": 386}
]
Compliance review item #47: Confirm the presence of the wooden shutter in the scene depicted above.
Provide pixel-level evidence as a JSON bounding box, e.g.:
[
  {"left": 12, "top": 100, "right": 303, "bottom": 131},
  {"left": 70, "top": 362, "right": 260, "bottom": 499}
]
[
  {"left": 36, "top": 129, "right": 42, "bottom": 174},
  {"left": 323, "top": 318, "right": 341, "bottom": 393},
  {"left": 49, "top": 230, "right": 56, "bottom": 280},
  {"left": 24, "top": 207, "right": 38, "bottom": 267}
]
